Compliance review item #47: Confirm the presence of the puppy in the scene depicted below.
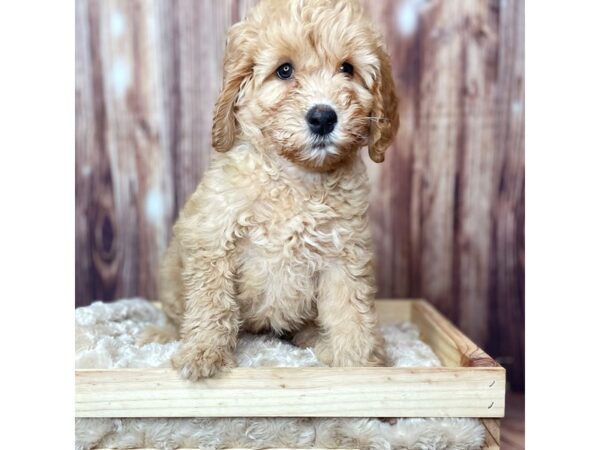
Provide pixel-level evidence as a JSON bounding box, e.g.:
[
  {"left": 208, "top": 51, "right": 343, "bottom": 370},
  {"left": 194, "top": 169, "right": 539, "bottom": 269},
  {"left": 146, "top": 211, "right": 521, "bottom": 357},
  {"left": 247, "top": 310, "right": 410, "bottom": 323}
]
[{"left": 149, "top": 0, "right": 399, "bottom": 380}]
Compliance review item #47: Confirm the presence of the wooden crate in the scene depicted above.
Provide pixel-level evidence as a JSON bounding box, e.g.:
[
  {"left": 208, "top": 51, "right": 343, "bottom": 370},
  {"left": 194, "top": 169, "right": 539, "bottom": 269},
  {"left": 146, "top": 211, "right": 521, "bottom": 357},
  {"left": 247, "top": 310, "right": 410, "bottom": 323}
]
[{"left": 76, "top": 300, "right": 505, "bottom": 450}]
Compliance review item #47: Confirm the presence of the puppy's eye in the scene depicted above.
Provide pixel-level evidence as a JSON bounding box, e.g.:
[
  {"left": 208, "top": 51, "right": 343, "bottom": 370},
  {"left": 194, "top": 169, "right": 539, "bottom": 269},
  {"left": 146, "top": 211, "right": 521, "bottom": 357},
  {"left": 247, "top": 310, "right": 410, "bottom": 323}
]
[
  {"left": 340, "top": 62, "right": 354, "bottom": 76},
  {"left": 276, "top": 63, "right": 294, "bottom": 80}
]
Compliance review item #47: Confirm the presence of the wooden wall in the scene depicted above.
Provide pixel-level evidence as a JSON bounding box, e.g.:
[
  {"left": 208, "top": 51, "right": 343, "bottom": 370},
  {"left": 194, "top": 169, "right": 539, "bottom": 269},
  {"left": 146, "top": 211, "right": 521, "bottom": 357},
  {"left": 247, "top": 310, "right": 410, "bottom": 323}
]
[{"left": 75, "top": 0, "right": 524, "bottom": 390}]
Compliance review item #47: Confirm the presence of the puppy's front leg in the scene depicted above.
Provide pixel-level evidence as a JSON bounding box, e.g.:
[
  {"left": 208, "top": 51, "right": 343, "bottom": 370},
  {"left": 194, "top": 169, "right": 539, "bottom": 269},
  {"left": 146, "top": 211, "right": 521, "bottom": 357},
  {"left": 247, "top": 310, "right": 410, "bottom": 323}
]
[
  {"left": 171, "top": 252, "right": 239, "bottom": 380},
  {"left": 315, "top": 260, "right": 386, "bottom": 367}
]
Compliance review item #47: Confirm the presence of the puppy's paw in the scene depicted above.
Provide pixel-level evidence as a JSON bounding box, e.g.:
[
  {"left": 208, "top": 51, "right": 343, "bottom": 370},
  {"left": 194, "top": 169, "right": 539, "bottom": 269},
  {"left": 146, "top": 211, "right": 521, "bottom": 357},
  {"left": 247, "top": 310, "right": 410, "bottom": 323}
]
[
  {"left": 315, "top": 339, "right": 387, "bottom": 367},
  {"left": 171, "top": 344, "right": 233, "bottom": 381}
]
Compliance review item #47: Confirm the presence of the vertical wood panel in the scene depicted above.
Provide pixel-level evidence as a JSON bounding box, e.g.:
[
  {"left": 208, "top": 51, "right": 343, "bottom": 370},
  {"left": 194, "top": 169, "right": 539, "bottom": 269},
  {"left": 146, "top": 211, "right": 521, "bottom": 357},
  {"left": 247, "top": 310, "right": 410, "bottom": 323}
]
[
  {"left": 454, "top": 0, "right": 498, "bottom": 347},
  {"left": 362, "top": 0, "right": 523, "bottom": 388},
  {"left": 76, "top": 0, "right": 121, "bottom": 304},
  {"left": 75, "top": 0, "right": 95, "bottom": 304},
  {"left": 75, "top": 0, "right": 240, "bottom": 305},
  {"left": 75, "top": 0, "right": 525, "bottom": 389},
  {"left": 107, "top": 0, "right": 175, "bottom": 299},
  {"left": 413, "top": 0, "right": 463, "bottom": 322},
  {"left": 169, "top": 0, "right": 238, "bottom": 208},
  {"left": 362, "top": 0, "right": 415, "bottom": 300},
  {"left": 489, "top": 0, "right": 525, "bottom": 391}
]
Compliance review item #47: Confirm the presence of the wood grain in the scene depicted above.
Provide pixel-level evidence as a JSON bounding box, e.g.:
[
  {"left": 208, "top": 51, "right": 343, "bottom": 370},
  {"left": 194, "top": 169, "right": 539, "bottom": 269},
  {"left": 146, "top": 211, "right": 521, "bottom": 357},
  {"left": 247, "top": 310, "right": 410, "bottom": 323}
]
[
  {"left": 95, "top": 446, "right": 500, "bottom": 450},
  {"left": 76, "top": 301, "right": 505, "bottom": 420},
  {"left": 488, "top": 0, "right": 525, "bottom": 392},
  {"left": 374, "top": 298, "right": 413, "bottom": 323},
  {"left": 411, "top": 300, "right": 499, "bottom": 368},
  {"left": 76, "top": 366, "right": 504, "bottom": 418},
  {"left": 482, "top": 419, "right": 502, "bottom": 450},
  {"left": 361, "top": 0, "right": 524, "bottom": 390},
  {"left": 75, "top": 0, "right": 525, "bottom": 390}
]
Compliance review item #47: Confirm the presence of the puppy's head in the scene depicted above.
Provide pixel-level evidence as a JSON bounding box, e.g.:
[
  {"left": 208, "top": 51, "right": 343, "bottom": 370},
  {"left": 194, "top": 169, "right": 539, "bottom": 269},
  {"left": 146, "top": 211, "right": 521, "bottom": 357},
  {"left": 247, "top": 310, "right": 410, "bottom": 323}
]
[{"left": 212, "top": 0, "right": 399, "bottom": 171}]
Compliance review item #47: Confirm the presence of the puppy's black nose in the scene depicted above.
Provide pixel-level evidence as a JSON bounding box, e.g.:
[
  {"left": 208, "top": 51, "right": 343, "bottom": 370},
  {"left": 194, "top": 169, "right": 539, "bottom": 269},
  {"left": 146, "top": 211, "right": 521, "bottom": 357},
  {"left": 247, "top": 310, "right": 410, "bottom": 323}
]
[{"left": 306, "top": 105, "right": 338, "bottom": 136}]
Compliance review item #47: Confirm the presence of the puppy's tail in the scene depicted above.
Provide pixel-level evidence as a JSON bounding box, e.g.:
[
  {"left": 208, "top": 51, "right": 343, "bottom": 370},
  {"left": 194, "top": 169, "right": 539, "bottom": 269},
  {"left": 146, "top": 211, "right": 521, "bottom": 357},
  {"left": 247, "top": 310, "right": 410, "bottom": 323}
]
[{"left": 137, "top": 322, "right": 180, "bottom": 346}]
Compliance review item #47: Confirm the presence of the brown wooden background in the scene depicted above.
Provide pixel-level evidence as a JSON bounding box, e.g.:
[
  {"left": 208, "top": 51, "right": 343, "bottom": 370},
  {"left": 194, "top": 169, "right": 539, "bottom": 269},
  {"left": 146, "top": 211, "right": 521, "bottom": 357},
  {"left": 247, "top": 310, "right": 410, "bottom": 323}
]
[{"left": 76, "top": 0, "right": 524, "bottom": 390}]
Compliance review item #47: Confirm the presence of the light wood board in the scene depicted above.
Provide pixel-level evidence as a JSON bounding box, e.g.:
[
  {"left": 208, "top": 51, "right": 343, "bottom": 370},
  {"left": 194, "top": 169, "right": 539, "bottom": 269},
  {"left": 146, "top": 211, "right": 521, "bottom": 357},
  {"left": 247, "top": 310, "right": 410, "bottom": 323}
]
[
  {"left": 76, "top": 300, "right": 505, "bottom": 420},
  {"left": 76, "top": 365, "right": 504, "bottom": 418}
]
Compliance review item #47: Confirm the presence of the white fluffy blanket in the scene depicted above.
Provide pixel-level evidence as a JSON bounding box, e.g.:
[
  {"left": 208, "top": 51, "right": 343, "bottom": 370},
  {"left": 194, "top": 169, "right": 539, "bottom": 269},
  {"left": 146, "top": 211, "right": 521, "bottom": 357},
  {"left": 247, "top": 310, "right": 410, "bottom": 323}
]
[{"left": 75, "top": 299, "right": 485, "bottom": 450}]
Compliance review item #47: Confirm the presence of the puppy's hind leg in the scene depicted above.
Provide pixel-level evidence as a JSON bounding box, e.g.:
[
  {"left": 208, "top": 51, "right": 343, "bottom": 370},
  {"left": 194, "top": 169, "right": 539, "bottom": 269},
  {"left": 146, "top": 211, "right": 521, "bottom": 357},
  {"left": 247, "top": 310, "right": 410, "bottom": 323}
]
[
  {"left": 137, "top": 234, "right": 184, "bottom": 346},
  {"left": 291, "top": 321, "right": 320, "bottom": 348}
]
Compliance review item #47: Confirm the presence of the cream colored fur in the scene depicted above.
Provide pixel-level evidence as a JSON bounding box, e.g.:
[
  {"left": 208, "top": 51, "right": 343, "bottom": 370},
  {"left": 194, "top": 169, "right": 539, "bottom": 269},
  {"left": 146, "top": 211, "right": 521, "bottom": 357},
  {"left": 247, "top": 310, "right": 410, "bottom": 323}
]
[
  {"left": 152, "top": 0, "right": 401, "bottom": 381},
  {"left": 75, "top": 299, "right": 485, "bottom": 450}
]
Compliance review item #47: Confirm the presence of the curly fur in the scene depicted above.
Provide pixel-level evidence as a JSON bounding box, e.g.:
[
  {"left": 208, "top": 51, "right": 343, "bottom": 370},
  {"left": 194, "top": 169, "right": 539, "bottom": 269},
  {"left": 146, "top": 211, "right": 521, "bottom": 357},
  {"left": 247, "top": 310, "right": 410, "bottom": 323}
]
[
  {"left": 75, "top": 299, "right": 485, "bottom": 450},
  {"left": 151, "top": 0, "right": 401, "bottom": 381}
]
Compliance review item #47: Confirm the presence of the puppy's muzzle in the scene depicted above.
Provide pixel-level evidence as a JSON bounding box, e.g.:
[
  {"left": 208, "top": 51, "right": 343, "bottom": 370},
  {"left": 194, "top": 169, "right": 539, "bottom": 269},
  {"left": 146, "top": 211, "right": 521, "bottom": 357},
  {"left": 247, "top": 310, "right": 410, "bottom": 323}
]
[{"left": 306, "top": 104, "right": 337, "bottom": 136}]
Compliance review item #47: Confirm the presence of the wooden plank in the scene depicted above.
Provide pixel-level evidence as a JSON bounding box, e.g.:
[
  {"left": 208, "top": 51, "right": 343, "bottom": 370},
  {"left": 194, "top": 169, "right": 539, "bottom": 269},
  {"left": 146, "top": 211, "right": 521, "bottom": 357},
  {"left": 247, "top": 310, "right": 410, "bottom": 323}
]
[
  {"left": 488, "top": 0, "right": 525, "bottom": 392},
  {"left": 96, "top": 444, "right": 499, "bottom": 450},
  {"left": 411, "top": 300, "right": 500, "bottom": 368},
  {"left": 76, "top": 0, "right": 122, "bottom": 306},
  {"left": 97, "top": 447, "right": 494, "bottom": 450},
  {"left": 482, "top": 418, "right": 502, "bottom": 450},
  {"left": 164, "top": 0, "right": 236, "bottom": 208},
  {"left": 99, "top": 0, "right": 176, "bottom": 301},
  {"left": 96, "top": 445, "right": 495, "bottom": 450},
  {"left": 76, "top": 366, "right": 504, "bottom": 418},
  {"left": 374, "top": 299, "right": 413, "bottom": 323},
  {"left": 97, "top": 447, "right": 492, "bottom": 450},
  {"left": 75, "top": 0, "right": 95, "bottom": 306},
  {"left": 360, "top": 0, "right": 414, "bottom": 299},
  {"left": 410, "top": 0, "right": 464, "bottom": 323},
  {"left": 454, "top": 0, "right": 498, "bottom": 348}
]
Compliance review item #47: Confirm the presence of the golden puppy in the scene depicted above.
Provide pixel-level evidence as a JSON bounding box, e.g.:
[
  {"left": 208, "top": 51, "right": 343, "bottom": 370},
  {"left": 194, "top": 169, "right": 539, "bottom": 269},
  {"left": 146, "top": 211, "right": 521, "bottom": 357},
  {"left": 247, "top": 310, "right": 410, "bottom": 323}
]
[{"left": 147, "top": 0, "right": 399, "bottom": 380}]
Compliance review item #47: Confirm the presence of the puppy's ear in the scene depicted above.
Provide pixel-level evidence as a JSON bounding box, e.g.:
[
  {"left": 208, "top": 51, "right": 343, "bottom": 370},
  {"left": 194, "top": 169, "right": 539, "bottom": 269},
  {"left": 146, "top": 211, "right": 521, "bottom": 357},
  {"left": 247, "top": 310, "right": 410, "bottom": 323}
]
[
  {"left": 212, "top": 22, "right": 254, "bottom": 153},
  {"left": 368, "top": 44, "right": 399, "bottom": 163}
]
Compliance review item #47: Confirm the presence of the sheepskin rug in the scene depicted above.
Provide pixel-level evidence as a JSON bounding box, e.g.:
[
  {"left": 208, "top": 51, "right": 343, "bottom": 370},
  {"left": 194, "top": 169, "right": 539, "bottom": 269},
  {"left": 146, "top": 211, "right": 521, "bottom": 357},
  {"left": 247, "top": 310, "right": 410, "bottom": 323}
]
[{"left": 75, "top": 299, "right": 485, "bottom": 450}]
